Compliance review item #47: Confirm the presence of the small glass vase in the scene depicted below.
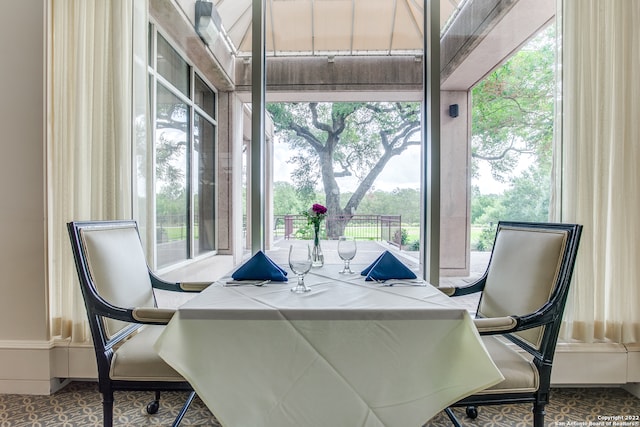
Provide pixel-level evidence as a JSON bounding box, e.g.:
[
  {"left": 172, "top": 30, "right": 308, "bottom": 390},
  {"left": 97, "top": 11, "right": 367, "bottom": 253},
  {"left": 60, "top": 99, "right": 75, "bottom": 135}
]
[{"left": 311, "top": 224, "right": 324, "bottom": 267}]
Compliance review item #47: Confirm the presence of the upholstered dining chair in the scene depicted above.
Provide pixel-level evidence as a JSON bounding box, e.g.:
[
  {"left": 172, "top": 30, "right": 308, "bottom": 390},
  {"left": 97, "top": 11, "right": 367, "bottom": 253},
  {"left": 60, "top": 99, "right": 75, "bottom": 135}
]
[
  {"left": 438, "top": 221, "right": 582, "bottom": 427},
  {"left": 67, "top": 220, "right": 213, "bottom": 427}
]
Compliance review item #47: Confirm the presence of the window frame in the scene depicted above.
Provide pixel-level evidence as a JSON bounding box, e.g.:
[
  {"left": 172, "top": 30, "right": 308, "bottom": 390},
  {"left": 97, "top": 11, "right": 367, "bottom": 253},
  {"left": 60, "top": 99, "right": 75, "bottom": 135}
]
[{"left": 147, "top": 24, "right": 219, "bottom": 271}]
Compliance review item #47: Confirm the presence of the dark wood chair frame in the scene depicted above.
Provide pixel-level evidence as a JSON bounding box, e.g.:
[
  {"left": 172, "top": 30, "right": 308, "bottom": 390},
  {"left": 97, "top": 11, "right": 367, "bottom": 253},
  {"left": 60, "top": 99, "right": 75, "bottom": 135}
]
[
  {"left": 443, "top": 221, "right": 582, "bottom": 427},
  {"left": 67, "top": 220, "right": 210, "bottom": 427}
]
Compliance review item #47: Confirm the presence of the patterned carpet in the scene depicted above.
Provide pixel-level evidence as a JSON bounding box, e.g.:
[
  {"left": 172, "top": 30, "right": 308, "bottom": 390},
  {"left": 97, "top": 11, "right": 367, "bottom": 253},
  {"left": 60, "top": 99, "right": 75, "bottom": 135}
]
[{"left": 1, "top": 382, "right": 639, "bottom": 426}]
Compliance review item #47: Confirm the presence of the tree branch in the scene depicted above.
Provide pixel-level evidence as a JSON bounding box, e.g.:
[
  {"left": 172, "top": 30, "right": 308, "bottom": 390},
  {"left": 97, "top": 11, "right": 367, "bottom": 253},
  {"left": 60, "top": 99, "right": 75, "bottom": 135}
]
[
  {"left": 290, "top": 123, "right": 325, "bottom": 151},
  {"left": 472, "top": 140, "right": 535, "bottom": 161}
]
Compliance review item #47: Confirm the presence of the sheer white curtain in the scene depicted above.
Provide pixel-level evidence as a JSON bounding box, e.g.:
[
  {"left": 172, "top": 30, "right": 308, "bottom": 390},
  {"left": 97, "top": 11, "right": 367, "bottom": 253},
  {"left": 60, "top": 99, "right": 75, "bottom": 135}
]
[
  {"left": 556, "top": 0, "right": 640, "bottom": 344},
  {"left": 48, "top": 0, "right": 136, "bottom": 342}
]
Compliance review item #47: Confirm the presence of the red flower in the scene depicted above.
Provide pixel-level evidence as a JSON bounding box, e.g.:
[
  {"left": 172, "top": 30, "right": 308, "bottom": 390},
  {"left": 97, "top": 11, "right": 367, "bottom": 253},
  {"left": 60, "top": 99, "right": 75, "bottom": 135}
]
[
  {"left": 304, "top": 204, "right": 327, "bottom": 227},
  {"left": 312, "top": 204, "right": 327, "bottom": 215}
]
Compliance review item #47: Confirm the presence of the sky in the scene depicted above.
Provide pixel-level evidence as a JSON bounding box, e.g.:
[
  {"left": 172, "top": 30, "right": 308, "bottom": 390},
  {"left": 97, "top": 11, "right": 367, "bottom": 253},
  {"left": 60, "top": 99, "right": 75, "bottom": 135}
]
[{"left": 273, "top": 142, "right": 511, "bottom": 195}]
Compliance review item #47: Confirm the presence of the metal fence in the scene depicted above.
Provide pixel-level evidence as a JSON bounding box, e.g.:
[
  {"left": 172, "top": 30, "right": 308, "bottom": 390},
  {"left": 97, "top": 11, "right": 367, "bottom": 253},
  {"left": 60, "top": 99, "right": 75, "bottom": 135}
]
[
  {"left": 156, "top": 213, "right": 404, "bottom": 246},
  {"left": 379, "top": 215, "right": 404, "bottom": 246},
  {"left": 274, "top": 214, "right": 402, "bottom": 246}
]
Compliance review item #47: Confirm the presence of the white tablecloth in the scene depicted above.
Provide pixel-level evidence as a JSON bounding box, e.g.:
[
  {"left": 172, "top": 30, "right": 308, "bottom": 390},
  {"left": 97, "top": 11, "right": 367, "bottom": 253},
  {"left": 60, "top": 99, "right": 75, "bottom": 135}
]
[{"left": 155, "top": 265, "right": 503, "bottom": 427}]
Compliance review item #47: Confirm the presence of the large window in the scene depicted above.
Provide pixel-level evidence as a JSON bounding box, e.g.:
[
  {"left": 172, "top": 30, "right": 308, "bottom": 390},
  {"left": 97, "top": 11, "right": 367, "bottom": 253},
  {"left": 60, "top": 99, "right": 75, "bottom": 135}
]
[
  {"left": 269, "top": 101, "right": 421, "bottom": 250},
  {"left": 148, "top": 29, "right": 217, "bottom": 269},
  {"left": 469, "top": 25, "right": 556, "bottom": 256}
]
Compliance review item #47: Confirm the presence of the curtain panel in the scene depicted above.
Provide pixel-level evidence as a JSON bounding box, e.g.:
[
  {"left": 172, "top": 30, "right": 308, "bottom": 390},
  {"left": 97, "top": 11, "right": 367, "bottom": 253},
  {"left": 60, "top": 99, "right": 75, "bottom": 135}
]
[
  {"left": 558, "top": 0, "right": 640, "bottom": 344},
  {"left": 48, "top": 0, "right": 136, "bottom": 342}
]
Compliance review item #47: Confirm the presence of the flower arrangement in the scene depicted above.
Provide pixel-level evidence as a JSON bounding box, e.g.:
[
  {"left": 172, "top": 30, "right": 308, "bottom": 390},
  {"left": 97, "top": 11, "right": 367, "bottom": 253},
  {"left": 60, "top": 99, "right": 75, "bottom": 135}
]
[
  {"left": 303, "top": 203, "right": 328, "bottom": 229},
  {"left": 303, "top": 203, "right": 327, "bottom": 266}
]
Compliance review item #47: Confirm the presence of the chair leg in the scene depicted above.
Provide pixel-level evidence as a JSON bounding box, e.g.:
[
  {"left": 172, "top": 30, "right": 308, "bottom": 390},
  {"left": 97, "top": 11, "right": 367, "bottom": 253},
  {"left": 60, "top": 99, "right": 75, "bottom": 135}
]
[
  {"left": 465, "top": 405, "right": 478, "bottom": 419},
  {"left": 146, "top": 391, "right": 161, "bottom": 414},
  {"left": 444, "top": 408, "right": 463, "bottom": 427},
  {"left": 171, "top": 391, "right": 197, "bottom": 427},
  {"left": 102, "top": 391, "right": 114, "bottom": 427},
  {"left": 533, "top": 402, "right": 546, "bottom": 427}
]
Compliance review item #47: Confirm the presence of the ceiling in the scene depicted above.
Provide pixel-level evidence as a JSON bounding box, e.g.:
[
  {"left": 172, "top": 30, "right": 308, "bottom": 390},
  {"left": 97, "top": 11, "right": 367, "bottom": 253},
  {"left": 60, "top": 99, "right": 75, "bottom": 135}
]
[{"left": 212, "top": 0, "right": 465, "bottom": 57}]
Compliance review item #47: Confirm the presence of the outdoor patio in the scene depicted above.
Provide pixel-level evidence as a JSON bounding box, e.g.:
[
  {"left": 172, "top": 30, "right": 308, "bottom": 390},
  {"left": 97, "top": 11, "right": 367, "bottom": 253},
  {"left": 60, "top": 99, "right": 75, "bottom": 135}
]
[{"left": 269, "top": 237, "right": 490, "bottom": 277}]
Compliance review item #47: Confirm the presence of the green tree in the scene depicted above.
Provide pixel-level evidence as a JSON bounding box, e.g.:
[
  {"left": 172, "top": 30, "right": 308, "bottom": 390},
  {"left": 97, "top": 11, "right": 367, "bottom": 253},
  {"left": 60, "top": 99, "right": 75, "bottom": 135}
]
[
  {"left": 472, "top": 26, "right": 555, "bottom": 182},
  {"left": 354, "top": 188, "right": 420, "bottom": 224},
  {"left": 477, "top": 198, "right": 506, "bottom": 227},
  {"left": 272, "top": 181, "right": 304, "bottom": 216},
  {"left": 268, "top": 102, "right": 421, "bottom": 238},
  {"left": 470, "top": 186, "right": 501, "bottom": 225},
  {"left": 501, "top": 163, "right": 551, "bottom": 222},
  {"left": 156, "top": 187, "right": 186, "bottom": 219},
  {"left": 471, "top": 24, "right": 555, "bottom": 237},
  {"left": 154, "top": 104, "right": 188, "bottom": 226}
]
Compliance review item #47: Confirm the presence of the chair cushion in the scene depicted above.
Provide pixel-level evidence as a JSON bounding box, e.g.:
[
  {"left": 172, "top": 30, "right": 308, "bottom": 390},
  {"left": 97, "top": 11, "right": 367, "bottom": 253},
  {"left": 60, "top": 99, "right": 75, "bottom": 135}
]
[
  {"left": 476, "top": 335, "right": 539, "bottom": 394},
  {"left": 81, "top": 225, "right": 156, "bottom": 338},
  {"left": 478, "top": 226, "right": 568, "bottom": 348},
  {"left": 110, "top": 325, "right": 184, "bottom": 382}
]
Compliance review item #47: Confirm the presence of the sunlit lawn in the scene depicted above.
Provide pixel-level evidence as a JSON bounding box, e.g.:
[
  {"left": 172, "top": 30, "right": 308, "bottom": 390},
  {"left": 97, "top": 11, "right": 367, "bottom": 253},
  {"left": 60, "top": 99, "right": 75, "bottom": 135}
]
[{"left": 160, "top": 226, "right": 194, "bottom": 241}]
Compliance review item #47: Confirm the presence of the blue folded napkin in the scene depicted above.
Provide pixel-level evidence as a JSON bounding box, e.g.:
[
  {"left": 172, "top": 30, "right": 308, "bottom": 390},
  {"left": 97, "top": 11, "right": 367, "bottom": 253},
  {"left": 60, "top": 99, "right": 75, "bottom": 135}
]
[
  {"left": 232, "top": 251, "right": 288, "bottom": 282},
  {"left": 361, "top": 251, "right": 417, "bottom": 281}
]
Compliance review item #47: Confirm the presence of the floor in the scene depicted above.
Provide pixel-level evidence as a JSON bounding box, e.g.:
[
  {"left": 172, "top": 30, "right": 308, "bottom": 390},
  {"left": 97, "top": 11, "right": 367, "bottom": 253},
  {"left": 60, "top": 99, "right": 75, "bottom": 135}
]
[{"left": 0, "top": 381, "right": 638, "bottom": 426}]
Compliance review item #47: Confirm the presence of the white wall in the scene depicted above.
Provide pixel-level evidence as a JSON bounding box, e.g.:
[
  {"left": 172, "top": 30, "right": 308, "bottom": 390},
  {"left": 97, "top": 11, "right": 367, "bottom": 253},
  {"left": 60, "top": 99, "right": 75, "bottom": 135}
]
[{"left": 0, "top": 0, "right": 52, "bottom": 394}]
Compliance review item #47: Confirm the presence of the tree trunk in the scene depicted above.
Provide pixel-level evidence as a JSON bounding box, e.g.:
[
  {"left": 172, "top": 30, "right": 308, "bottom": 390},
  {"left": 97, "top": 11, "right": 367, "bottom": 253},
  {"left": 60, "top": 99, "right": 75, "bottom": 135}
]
[{"left": 319, "top": 149, "right": 346, "bottom": 239}]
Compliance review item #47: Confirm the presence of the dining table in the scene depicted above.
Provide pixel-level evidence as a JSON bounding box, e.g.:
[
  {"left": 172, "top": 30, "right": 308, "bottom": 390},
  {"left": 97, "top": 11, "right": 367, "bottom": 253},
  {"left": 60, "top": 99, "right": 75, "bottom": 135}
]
[{"left": 154, "top": 258, "right": 504, "bottom": 427}]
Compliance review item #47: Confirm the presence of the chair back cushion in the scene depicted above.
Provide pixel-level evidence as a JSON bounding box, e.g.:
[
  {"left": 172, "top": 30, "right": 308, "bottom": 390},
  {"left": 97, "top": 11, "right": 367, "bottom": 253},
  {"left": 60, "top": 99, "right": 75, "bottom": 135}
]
[
  {"left": 478, "top": 225, "right": 568, "bottom": 348},
  {"left": 80, "top": 224, "right": 156, "bottom": 338}
]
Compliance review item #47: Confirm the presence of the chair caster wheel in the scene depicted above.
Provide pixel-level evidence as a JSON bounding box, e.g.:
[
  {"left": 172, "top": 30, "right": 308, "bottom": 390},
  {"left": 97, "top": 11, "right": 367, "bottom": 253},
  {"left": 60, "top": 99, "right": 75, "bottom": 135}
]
[
  {"left": 146, "top": 400, "right": 160, "bottom": 414},
  {"left": 465, "top": 406, "right": 478, "bottom": 419}
]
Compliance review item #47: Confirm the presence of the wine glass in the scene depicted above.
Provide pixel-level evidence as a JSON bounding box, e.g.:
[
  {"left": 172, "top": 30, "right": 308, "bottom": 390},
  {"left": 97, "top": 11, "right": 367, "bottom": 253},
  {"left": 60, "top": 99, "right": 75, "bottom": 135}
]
[
  {"left": 289, "top": 244, "right": 312, "bottom": 293},
  {"left": 337, "top": 236, "right": 357, "bottom": 274}
]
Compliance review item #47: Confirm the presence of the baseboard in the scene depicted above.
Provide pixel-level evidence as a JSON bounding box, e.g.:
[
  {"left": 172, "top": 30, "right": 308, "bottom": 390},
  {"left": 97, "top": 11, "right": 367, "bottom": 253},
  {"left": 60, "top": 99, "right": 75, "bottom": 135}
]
[
  {"left": 0, "top": 340, "right": 54, "bottom": 387},
  {"left": 0, "top": 339, "right": 96, "bottom": 395},
  {"left": 626, "top": 343, "right": 640, "bottom": 383},
  {"left": 623, "top": 383, "right": 640, "bottom": 399},
  {"left": 50, "top": 339, "right": 98, "bottom": 379},
  {"left": 0, "top": 339, "right": 64, "bottom": 395},
  {"left": 552, "top": 342, "right": 629, "bottom": 384},
  {"left": 0, "top": 339, "right": 638, "bottom": 395},
  {"left": 0, "top": 379, "right": 55, "bottom": 395},
  {"left": 623, "top": 342, "right": 640, "bottom": 399}
]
